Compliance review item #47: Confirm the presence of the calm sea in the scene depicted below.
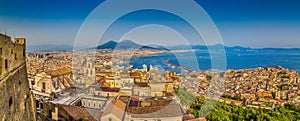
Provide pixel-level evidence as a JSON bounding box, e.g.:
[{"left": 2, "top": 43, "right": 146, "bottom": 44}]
[{"left": 130, "top": 49, "right": 300, "bottom": 73}]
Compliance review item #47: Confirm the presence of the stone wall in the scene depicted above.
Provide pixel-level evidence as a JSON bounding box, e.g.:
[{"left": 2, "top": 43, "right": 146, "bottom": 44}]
[
  {"left": 0, "top": 34, "right": 26, "bottom": 76},
  {"left": 0, "top": 33, "right": 36, "bottom": 121}
]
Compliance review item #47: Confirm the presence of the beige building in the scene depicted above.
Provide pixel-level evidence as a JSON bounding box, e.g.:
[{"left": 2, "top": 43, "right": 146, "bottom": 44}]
[
  {"left": 33, "top": 68, "right": 74, "bottom": 95},
  {"left": 133, "top": 83, "right": 151, "bottom": 97},
  {"left": 80, "top": 95, "right": 107, "bottom": 110},
  {"left": 83, "top": 57, "right": 96, "bottom": 86},
  {"left": 150, "top": 83, "right": 166, "bottom": 97}
]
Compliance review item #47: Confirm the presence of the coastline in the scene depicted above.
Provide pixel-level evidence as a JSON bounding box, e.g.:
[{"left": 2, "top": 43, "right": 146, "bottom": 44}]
[
  {"left": 163, "top": 59, "right": 193, "bottom": 73},
  {"left": 131, "top": 49, "right": 300, "bottom": 73}
]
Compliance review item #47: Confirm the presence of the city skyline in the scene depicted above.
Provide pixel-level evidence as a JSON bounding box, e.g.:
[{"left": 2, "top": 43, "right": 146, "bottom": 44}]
[{"left": 1, "top": 1, "right": 300, "bottom": 120}]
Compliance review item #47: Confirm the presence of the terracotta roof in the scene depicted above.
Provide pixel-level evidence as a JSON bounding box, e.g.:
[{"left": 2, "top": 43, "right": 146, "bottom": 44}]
[
  {"left": 130, "top": 71, "right": 141, "bottom": 77},
  {"left": 102, "top": 82, "right": 110, "bottom": 87},
  {"left": 102, "top": 100, "right": 126, "bottom": 120},
  {"left": 46, "top": 67, "right": 71, "bottom": 77},
  {"left": 100, "top": 87, "right": 120, "bottom": 92},
  {"left": 98, "top": 77, "right": 105, "bottom": 84},
  {"left": 111, "top": 100, "right": 126, "bottom": 111},
  {"left": 128, "top": 103, "right": 184, "bottom": 118},
  {"left": 134, "top": 83, "right": 149, "bottom": 87},
  {"left": 183, "top": 114, "right": 195, "bottom": 120},
  {"left": 96, "top": 71, "right": 113, "bottom": 75},
  {"left": 61, "top": 105, "right": 103, "bottom": 121}
]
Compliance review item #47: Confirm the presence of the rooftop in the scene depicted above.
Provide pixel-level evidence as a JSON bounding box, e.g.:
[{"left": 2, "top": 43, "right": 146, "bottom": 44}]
[
  {"left": 128, "top": 103, "right": 184, "bottom": 118},
  {"left": 46, "top": 67, "right": 71, "bottom": 77},
  {"left": 61, "top": 105, "right": 103, "bottom": 121}
]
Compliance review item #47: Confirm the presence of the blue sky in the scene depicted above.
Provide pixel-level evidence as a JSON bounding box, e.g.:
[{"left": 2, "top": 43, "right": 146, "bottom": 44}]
[{"left": 0, "top": 0, "right": 300, "bottom": 48}]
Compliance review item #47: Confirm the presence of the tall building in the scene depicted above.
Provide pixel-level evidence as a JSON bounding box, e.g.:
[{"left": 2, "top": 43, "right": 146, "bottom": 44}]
[
  {"left": 83, "top": 57, "right": 96, "bottom": 86},
  {"left": 0, "top": 33, "right": 36, "bottom": 120},
  {"left": 142, "top": 64, "right": 148, "bottom": 72}
]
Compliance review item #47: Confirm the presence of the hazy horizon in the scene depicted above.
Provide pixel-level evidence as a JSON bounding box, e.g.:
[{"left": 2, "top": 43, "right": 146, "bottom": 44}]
[{"left": 26, "top": 39, "right": 300, "bottom": 50}]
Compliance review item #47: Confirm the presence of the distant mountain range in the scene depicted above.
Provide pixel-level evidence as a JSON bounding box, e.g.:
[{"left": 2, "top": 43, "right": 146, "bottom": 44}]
[
  {"left": 95, "top": 40, "right": 168, "bottom": 50},
  {"left": 27, "top": 41, "right": 300, "bottom": 51},
  {"left": 168, "top": 44, "right": 300, "bottom": 51}
]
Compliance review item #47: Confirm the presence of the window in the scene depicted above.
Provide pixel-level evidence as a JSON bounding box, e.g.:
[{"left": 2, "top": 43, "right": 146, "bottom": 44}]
[
  {"left": 36, "top": 100, "right": 39, "bottom": 108},
  {"left": 23, "top": 49, "right": 25, "bottom": 56},
  {"left": 109, "top": 118, "right": 112, "bottom": 121},
  {"left": 15, "top": 53, "right": 17, "bottom": 60},
  {"left": 42, "top": 82, "right": 46, "bottom": 90},
  {"left": 5, "top": 59, "right": 8, "bottom": 69},
  {"left": 9, "top": 97, "right": 13, "bottom": 107},
  {"left": 0, "top": 48, "right": 2, "bottom": 55}
]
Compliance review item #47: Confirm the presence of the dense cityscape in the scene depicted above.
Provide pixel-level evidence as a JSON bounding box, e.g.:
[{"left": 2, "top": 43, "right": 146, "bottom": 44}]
[
  {"left": 1, "top": 1, "right": 300, "bottom": 121},
  {"left": 25, "top": 41, "right": 300, "bottom": 120},
  {"left": 1, "top": 33, "right": 300, "bottom": 120}
]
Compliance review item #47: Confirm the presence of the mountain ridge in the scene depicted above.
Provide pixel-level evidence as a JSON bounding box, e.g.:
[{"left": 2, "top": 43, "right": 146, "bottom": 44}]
[
  {"left": 27, "top": 42, "right": 300, "bottom": 51},
  {"left": 95, "top": 40, "right": 168, "bottom": 50}
]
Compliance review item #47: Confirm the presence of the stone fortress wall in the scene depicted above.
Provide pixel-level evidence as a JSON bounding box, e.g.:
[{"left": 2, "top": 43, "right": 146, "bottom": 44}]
[{"left": 0, "top": 33, "right": 36, "bottom": 121}]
